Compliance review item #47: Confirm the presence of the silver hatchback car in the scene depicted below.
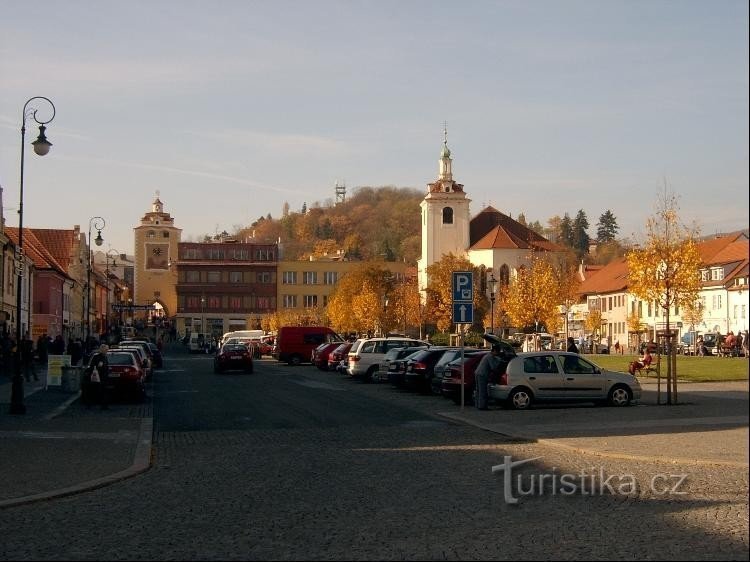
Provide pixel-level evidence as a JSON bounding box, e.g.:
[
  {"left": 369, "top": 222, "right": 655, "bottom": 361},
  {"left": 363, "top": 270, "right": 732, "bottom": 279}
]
[{"left": 488, "top": 351, "right": 641, "bottom": 410}]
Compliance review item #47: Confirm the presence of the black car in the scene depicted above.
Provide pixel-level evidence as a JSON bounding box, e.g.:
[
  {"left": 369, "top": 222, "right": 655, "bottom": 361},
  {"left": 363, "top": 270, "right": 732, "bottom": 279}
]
[
  {"left": 147, "top": 342, "right": 163, "bottom": 369},
  {"left": 403, "top": 347, "right": 454, "bottom": 392},
  {"left": 381, "top": 347, "right": 429, "bottom": 386},
  {"left": 214, "top": 343, "right": 254, "bottom": 374}
]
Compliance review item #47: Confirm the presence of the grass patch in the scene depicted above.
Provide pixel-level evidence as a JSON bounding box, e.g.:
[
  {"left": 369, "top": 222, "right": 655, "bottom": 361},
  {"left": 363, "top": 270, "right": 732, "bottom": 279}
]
[{"left": 583, "top": 353, "right": 749, "bottom": 382}]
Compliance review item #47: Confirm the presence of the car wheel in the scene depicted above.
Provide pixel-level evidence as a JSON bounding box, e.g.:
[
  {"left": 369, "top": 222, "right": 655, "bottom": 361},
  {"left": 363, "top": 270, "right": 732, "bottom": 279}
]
[
  {"left": 507, "top": 387, "right": 533, "bottom": 410},
  {"left": 608, "top": 385, "right": 632, "bottom": 407},
  {"left": 363, "top": 366, "right": 378, "bottom": 383},
  {"left": 246, "top": 365, "right": 254, "bottom": 374}
]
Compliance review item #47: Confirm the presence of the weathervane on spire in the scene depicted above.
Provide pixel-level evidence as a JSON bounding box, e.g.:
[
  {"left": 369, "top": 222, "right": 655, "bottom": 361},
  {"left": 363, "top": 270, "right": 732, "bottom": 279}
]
[{"left": 443, "top": 121, "right": 448, "bottom": 146}]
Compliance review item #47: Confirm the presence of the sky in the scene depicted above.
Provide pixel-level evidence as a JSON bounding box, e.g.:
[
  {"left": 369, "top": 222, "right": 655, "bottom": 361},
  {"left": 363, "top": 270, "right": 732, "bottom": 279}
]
[{"left": 1, "top": 0, "right": 748, "bottom": 255}]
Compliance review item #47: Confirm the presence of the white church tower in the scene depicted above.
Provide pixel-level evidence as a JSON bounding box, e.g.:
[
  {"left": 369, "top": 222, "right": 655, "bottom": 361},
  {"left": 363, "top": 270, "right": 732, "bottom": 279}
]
[{"left": 417, "top": 128, "right": 472, "bottom": 294}]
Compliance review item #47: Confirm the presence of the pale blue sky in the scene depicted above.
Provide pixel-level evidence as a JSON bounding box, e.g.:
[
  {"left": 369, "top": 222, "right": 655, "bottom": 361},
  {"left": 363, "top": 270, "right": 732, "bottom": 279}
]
[{"left": 1, "top": 0, "right": 748, "bottom": 254}]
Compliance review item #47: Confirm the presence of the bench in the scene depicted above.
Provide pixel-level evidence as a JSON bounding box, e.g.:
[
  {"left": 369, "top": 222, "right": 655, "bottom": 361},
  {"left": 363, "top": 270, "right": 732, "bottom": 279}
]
[{"left": 633, "top": 356, "right": 660, "bottom": 377}]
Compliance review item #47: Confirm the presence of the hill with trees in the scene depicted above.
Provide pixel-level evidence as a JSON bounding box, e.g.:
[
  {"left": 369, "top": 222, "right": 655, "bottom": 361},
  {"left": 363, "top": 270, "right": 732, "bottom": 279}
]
[{"left": 200, "top": 185, "right": 628, "bottom": 265}]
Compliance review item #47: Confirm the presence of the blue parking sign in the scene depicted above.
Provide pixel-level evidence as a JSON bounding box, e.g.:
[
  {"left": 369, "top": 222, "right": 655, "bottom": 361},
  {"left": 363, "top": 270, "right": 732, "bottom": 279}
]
[{"left": 452, "top": 271, "right": 473, "bottom": 302}]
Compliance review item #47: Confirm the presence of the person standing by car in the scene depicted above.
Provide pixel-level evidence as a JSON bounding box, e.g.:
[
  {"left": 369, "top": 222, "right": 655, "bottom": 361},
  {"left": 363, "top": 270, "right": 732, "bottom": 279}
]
[
  {"left": 89, "top": 344, "right": 111, "bottom": 410},
  {"left": 566, "top": 337, "right": 579, "bottom": 353},
  {"left": 474, "top": 344, "right": 503, "bottom": 410}
]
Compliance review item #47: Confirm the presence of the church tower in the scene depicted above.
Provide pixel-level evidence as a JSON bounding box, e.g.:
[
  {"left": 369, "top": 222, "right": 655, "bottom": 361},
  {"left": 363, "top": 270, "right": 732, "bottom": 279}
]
[
  {"left": 133, "top": 193, "right": 181, "bottom": 321},
  {"left": 417, "top": 128, "right": 472, "bottom": 293}
]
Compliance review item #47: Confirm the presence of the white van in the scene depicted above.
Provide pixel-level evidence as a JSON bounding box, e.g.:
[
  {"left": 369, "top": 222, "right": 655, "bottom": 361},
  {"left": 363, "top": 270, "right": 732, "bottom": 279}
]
[
  {"left": 188, "top": 332, "right": 208, "bottom": 353},
  {"left": 220, "top": 329, "right": 264, "bottom": 346}
]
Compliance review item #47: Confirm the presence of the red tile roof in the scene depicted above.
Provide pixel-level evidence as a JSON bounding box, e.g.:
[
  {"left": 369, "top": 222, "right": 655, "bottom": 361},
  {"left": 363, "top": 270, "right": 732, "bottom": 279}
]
[
  {"left": 4, "top": 227, "right": 69, "bottom": 275},
  {"left": 25, "top": 228, "right": 80, "bottom": 275},
  {"left": 469, "top": 207, "right": 565, "bottom": 252},
  {"left": 576, "top": 258, "right": 630, "bottom": 296}
]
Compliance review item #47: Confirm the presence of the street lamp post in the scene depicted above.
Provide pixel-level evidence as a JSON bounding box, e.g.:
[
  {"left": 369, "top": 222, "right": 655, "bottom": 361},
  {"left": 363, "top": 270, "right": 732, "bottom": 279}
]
[
  {"left": 105, "top": 249, "right": 119, "bottom": 342},
  {"left": 489, "top": 272, "right": 497, "bottom": 336},
  {"left": 201, "top": 295, "right": 206, "bottom": 334},
  {"left": 85, "top": 217, "right": 105, "bottom": 353},
  {"left": 10, "top": 96, "right": 56, "bottom": 416}
]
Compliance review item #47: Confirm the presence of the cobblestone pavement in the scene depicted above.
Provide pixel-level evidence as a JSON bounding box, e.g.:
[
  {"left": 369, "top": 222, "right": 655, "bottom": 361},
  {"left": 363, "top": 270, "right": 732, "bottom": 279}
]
[{"left": 0, "top": 359, "right": 746, "bottom": 560}]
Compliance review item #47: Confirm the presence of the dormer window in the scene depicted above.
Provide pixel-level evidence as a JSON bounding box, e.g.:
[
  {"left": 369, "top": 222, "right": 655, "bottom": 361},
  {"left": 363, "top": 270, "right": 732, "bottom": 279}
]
[{"left": 442, "top": 207, "right": 454, "bottom": 224}]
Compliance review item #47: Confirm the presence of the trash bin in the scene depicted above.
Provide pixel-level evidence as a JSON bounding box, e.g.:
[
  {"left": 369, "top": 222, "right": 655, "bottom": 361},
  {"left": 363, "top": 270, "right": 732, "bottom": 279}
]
[{"left": 61, "top": 366, "right": 82, "bottom": 393}]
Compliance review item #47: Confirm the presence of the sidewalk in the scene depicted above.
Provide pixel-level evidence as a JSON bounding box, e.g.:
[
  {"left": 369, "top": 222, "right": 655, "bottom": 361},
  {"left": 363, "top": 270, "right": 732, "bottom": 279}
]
[
  {"left": 0, "top": 371, "right": 152, "bottom": 509},
  {"left": 438, "top": 380, "right": 750, "bottom": 467}
]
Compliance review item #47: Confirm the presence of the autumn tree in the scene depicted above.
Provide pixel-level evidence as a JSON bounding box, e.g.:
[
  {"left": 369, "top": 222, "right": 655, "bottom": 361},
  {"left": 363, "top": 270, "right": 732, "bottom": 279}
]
[
  {"left": 327, "top": 264, "right": 393, "bottom": 334},
  {"left": 585, "top": 308, "right": 603, "bottom": 339},
  {"left": 626, "top": 188, "right": 702, "bottom": 404},
  {"left": 505, "top": 253, "right": 563, "bottom": 335}
]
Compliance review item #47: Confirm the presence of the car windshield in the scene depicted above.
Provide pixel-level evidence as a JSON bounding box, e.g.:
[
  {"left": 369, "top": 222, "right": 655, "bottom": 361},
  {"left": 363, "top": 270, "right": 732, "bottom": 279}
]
[
  {"left": 222, "top": 344, "right": 247, "bottom": 353},
  {"left": 106, "top": 353, "right": 136, "bottom": 366}
]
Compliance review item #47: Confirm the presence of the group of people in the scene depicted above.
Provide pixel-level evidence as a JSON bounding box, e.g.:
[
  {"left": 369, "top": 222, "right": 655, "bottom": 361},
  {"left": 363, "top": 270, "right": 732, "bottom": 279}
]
[{"left": 720, "top": 331, "right": 744, "bottom": 357}]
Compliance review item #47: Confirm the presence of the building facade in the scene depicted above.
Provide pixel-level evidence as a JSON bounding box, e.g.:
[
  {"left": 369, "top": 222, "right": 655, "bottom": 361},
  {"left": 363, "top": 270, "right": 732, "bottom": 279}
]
[{"left": 172, "top": 240, "right": 278, "bottom": 338}]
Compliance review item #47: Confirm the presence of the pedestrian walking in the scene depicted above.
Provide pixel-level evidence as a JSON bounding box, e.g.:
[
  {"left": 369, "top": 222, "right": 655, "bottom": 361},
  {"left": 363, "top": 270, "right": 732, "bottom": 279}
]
[
  {"left": 85, "top": 344, "right": 110, "bottom": 410},
  {"left": 36, "top": 333, "right": 49, "bottom": 366},
  {"left": 21, "top": 332, "right": 38, "bottom": 382},
  {"left": 474, "top": 344, "right": 504, "bottom": 410}
]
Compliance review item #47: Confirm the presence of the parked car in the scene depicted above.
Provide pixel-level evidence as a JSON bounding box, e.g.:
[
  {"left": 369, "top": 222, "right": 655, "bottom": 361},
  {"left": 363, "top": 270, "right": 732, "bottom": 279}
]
[
  {"left": 214, "top": 343, "right": 254, "bottom": 374},
  {"left": 488, "top": 351, "right": 641, "bottom": 410},
  {"left": 272, "top": 326, "right": 343, "bottom": 366},
  {"left": 377, "top": 346, "right": 429, "bottom": 384},
  {"left": 116, "top": 343, "right": 153, "bottom": 380},
  {"left": 147, "top": 342, "right": 163, "bottom": 369},
  {"left": 347, "top": 337, "right": 428, "bottom": 382},
  {"left": 328, "top": 342, "right": 353, "bottom": 373},
  {"left": 403, "top": 347, "right": 454, "bottom": 392},
  {"left": 82, "top": 350, "right": 147, "bottom": 403},
  {"left": 220, "top": 329, "right": 265, "bottom": 347},
  {"left": 312, "top": 342, "right": 342, "bottom": 370},
  {"left": 441, "top": 351, "right": 490, "bottom": 405},
  {"left": 430, "top": 348, "right": 485, "bottom": 395}
]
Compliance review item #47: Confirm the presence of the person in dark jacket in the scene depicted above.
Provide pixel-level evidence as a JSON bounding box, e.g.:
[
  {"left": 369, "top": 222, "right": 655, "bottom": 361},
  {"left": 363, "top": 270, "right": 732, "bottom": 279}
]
[
  {"left": 566, "top": 337, "right": 579, "bottom": 353},
  {"left": 21, "top": 333, "right": 38, "bottom": 382},
  {"left": 85, "top": 344, "right": 110, "bottom": 409}
]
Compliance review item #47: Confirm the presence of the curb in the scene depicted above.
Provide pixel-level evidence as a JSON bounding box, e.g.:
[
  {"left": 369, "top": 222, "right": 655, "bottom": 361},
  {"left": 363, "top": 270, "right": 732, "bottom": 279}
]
[
  {"left": 0, "top": 416, "right": 154, "bottom": 509},
  {"left": 435, "top": 411, "right": 750, "bottom": 469}
]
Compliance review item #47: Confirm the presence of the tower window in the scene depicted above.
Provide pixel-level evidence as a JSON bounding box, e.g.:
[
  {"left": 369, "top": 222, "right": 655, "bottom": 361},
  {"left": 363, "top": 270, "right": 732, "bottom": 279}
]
[{"left": 442, "top": 207, "right": 454, "bottom": 224}]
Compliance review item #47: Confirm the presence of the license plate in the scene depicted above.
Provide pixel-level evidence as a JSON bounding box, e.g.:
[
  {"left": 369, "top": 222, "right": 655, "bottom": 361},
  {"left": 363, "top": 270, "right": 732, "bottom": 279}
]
[
  {"left": 108, "top": 372, "right": 120, "bottom": 378},
  {"left": 231, "top": 356, "right": 242, "bottom": 360}
]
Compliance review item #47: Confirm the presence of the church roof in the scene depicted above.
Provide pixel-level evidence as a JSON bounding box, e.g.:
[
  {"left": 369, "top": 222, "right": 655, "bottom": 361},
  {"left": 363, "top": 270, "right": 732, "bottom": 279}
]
[{"left": 468, "top": 206, "right": 565, "bottom": 252}]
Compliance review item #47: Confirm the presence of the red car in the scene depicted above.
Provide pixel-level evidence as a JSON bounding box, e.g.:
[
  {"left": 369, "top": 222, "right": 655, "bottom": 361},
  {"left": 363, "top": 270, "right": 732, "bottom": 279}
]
[
  {"left": 83, "top": 350, "right": 147, "bottom": 403},
  {"left": 214, "top": 343, "right": 254, "bottom": 374},
  {"left": 312, "top": 342, "right": 343, "bottom": 371},
  {"left": 328, "top": 342, "right": 353, "bottom": 372},
  {"left": 440, "top": 351, "right": 489, "bottom": 405}
]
